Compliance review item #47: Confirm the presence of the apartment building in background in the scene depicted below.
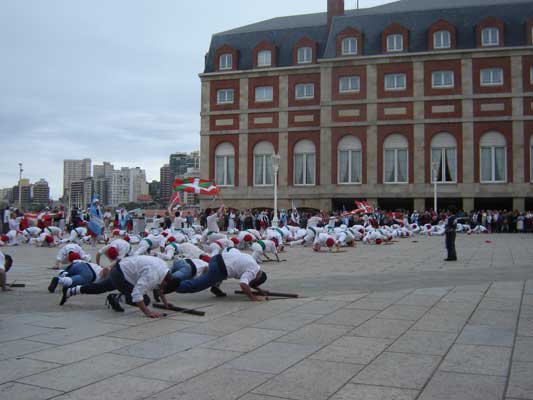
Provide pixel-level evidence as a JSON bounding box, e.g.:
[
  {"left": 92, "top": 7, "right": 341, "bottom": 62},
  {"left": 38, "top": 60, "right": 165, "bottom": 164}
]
[{"left": 200, "top": 0, "right": 533, "bottom": 212}]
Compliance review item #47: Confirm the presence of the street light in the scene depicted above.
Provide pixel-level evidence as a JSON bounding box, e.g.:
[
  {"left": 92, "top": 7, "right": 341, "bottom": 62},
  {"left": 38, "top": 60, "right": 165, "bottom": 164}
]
[
  {"left": 271, "top": 153, "right": 281, "bottom": 227},
  {"left": 18, "top": 163, "right": 23, "bottom": 209},
  {"left": 432, "top": 160, "right": 438, "bottom": 213}
]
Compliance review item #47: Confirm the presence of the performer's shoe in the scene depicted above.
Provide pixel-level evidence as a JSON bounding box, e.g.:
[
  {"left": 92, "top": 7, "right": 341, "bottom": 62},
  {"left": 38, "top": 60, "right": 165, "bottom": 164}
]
[
  {"left": 210, "top": 286, "right": 227, "bottom": 297},
  {"left": 48, "top": 277, "right": 59, "bottom": 293},
  {"left": 59, "top": 287, "right": 69, "bottom": 306},
  {"left": 444, "top": 258, "right": 457, "bottom": 261},
  {"left": 106, "top": 294, "right": 124, "bottom": 312}
]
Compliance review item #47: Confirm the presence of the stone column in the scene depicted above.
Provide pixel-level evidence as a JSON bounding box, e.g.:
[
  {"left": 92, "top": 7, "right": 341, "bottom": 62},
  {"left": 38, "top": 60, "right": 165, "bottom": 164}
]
[
  {"left": 366, "top": 64, "right": 378, "bottom": 188},
  {"left": 511, "top": 55, "right": 524, "bottom": 184},
  {"left": 414, "top": 198, "right": 425, "bottom": 212},
  {"left": 461, "top": 59, "right": 474, "bottom": 185},
  {"left": 200, "top": 79, "right": 211, "bottom": 180},
  {"left": 321, "top": 65, "right": 333, "bottom": 186},
  {"left": 278, "top": 74, "right": 289, "bottom": 189}
]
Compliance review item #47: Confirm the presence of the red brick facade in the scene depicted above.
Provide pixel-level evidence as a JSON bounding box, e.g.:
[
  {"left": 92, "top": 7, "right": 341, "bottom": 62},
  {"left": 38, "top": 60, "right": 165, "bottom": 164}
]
[
  {"left": 424, "top": 59, "right": 462, "bottom": 96},
  {"left": 377, "top": 62, "right": 413, "bottom": 98},
  {"left": 248, "top": 76, "right": 279, "bottom": 109},
  {"left": 332, "top": 65, "right": 367, "bottom": 101},
  {"left": 525, "top": 121, "right": 533, "bottom": 183},
  {"left": 248, "top": 112, "right": 279, "bottom": 130},
  {"left": 292, "top": 37, "right": 318, "bottom": 65},
  {"left": 473, "top": 98, "right": 512, "bottom": 118},
  {"left": 288, "top": 73, "right": 321, "bottom": 107},
  {"left": 472, "top": 57, "right": 511, "bottom": 94},
  {"left": 476, "top": 17, "right": 504, "bottom": 48},
  {"left": 377, "top": 102, "right": 414, "bottom": 121},
  {"left": 424, "top": 100, "right": 462, "bottom": 119},
  {"left": 287, "top": 132, "right": 321, "bottom": 186},
  {"left": 210, "top": 79, "right": 240, "bottom": 111}
]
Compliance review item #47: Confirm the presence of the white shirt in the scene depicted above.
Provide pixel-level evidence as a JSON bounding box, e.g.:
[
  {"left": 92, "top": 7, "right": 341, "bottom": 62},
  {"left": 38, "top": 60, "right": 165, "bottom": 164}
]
[
  {"left": 187, "top": 258, "right": 209, "bottom": 276},
  {"left": 221, "top": 249, "right": 260, "bottom": 285},
  {"left": 0, "top": 251, "right": 5, "bottom": 271},
  {"left": 57, "top": 243, "right": 88, "bottom": 262},
  {"left": 98, "top": 239, "right": 132, "bottom": 259},
  {"left": 178, "top": 242, "right": 204, "bottom": 259},
  {"left": 9, "top": 218, "right": 20, "bottom": 231},
  {"left": 142, "top": 234, "right": 165, "bottom": 249},
  {"left": 173, "top": 216, "right": 186, "bottom": 229},
  {"left": 23, "top": 227, "right": 41, "bottom": 236},
  {"left": 119, "top": 256, "right": 169, "bottom": 303},
  {"left": 255, "top": 240, "right": 277, "bottom": 254},
  {"left": 71, "top": 227, "right": 87, "bottom": 237},
  {"left": 206, "top": 214, "right": 219, "bottom": 233},
  {"left": 44, "top": 226, "right": 62, "bottom": 236}
]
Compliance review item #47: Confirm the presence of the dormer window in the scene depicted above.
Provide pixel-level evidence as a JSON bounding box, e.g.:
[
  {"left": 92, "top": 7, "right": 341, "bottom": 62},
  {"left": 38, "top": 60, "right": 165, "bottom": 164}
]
[
  {"left": 482, "top": 27, "right": 499, "bottom": 47},
  {"left": 219, "top": 53, "right": 232, "bottom": 70},
  {"left": 297, "top": 47, "right": 312, "bottom": 64},
  {"left": 387, "top": 34, "right": 403, "bottom": 52},
  {"left": 433, "top": 30, "right": 451, "bottom": 49},
  {"left": 342, "top": 37, "right": 358, "bottom": 55},
  {"left": 257, "top": 50, "right": 272, "bottom": 67}
]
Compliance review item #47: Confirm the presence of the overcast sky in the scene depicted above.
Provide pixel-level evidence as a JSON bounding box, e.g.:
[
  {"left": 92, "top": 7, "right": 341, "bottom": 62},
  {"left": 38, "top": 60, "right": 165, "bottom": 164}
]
[{"left": 0, "top": 0, "right": 391, "bottom": 199}]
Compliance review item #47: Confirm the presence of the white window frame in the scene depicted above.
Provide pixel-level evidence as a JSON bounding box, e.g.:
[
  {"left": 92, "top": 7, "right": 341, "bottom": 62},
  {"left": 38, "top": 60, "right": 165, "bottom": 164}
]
[
  {"left": 337, "top": 136, "right": 362, "bottom": 185},
  {"left": 255, "top": 86, "right": 273, "bottom": 103},
  {"left": 530, "top": 136, "right": 533, "bottom": 183},
  {"left": 253, "top": 141, "right": 274, "bottom": 187},
  {"left": 384, "top": 73, "right": 406, "bottom": 91},
  {"left": 481, "top": 27, "right": 500, "bottom": 47},
  {"left": 384, "top": 149, "right": 409, "bottom": 184},
  {"left": 480, "top": 146, "right": 507, "bottom": 183},
  {"left": 216, "top": 89, "right": 234, "bottom": 105},
  {"left": 214, "top": 143, "right": 235, "bottom": 187},
  {"left": 339, "top": 76, "right": 361, "bottom": 93},
  {"left": 295, "top": 83, "right": 314, "bottom": 100},
  {"left": 219, "top": 53, "right": 232, "bottom": 70},
  {"left": 293, "top": 140, "right": 316, "bottom": 186},
  {"left": 480, "top": 68, "right": 503, "bottom": 87},
  {"left": 431, "top": 70, "right": 455, "bottom": 89},
  {"left": 387, "top": 34, "right": 404, "bottom": 52},
  {"left": 342, "top": 37, "right": 358, "bottom": 55},
  {"left": 257, "top": 50, "right": 272, "bottom": 67},
  {"left": 433, "top": 30, "right": 451, "bottom": 49},
  {"left": 297, "top": 47, "right": 312, "bottom": 64},
  {"left": 530, "top": 65, "right": 533, "bottom": 84}
]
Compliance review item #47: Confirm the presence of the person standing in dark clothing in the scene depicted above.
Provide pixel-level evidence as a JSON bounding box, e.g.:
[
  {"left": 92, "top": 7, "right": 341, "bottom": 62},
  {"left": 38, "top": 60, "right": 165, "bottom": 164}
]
[{"left": 444, "top": 205, "right": 457, "bottom": 261}]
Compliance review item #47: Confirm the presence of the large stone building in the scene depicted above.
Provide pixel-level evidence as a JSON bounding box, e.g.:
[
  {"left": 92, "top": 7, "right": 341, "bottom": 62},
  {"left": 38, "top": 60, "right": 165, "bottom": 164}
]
[
  {"left": 200, "top": 0, "right": 533, "bottom": 212},
  {"left": 32, "top": 179, "right": 50, "bottom": 206},
  {"left": 63, "top": 159, "right": 91, "bottom": 201}
]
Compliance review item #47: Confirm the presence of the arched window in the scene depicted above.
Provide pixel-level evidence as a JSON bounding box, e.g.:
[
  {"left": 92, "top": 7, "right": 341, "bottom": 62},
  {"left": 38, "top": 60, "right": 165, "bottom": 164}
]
[
  {"left": 383, "top": 134, "right": 408, "bottom": 183},
  {"left": 253, "top": 141, "right": 274, "bottom": 186},
  {"left": 342, "top": 37, "right": 358, "bottom": 55},
  {"left": 338, "top": 136, "right": 362, "bottom": 184},
  {"left": 294, "top": 140, "right": 315, "bottom": 185},
  {"left": 215, "top": 142, "right": 235, "bottom": 186},
  {"left": 480, "top": 131, "right": 506, "bottom": 183},
  {"left": 433, "top": 30, "right": 451, "bottom": 49},
  {"left": 431, "top": 132, "right": 457, "bottom": 183}
]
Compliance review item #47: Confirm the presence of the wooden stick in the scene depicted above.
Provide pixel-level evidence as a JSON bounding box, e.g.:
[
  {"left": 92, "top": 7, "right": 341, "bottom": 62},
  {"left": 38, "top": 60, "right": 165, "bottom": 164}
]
[
  {"left": 234, "top": 290, "right": 299, "bottom": 298},
  {"left": 153, "top": 303, "right": 205, "bottom": 316},
  {"left": 9, "top": 283, "right": 25, "bottom": 288}
]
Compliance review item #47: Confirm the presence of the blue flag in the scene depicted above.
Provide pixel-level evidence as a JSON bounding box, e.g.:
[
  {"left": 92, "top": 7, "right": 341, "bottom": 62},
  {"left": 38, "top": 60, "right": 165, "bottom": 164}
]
[{"left": 88, "top": 194, "right": 104, "bottom": 236}]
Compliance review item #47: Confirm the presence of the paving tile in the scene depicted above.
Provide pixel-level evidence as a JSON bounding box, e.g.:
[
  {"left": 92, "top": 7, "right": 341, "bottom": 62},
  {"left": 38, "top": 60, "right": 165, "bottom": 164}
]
[
  {"left": 225, "top": 341, "right": 320, "bottom": 374},
  {"left": 490, "top": 281, "right": 524, "bottom": 291},
  {"left": 291, "top": 300, "right": 348, "bottom": 315},
  {"left": 27, "top": 336, "right": 139, "bottom": 364},
  {"left": 388, "top": 330, "right": 457, "bottom": 356},
  {"left": 0, "top": 382, "right": 62, "bottom": 400},
  {"left": 518, "top": 317, "right": 533, "bottom": 336},
  {"left": 0, "top": 357, "right": 60, "bottom": 384},
  {"left": 412, "top": 287, "right": 451, "bottom": 296},
  {"left": 525, "top": 280, "right": 533, "bottom": 294},
  {"left": 180, "top": 316, "right": 251, "bottom": 336},
  {"left": 431, "top": 302, "right": 477, "bottom": 318},
  {"left": 365, "top": 290, "right": 413, "bottom": 301},
  {"left": 311, "top": 336, "right": 391, "bottom": 364},
  {"left": 470, "top": 309, "right": 518, "bottom": 330},
  {"left": 276, "top": 323, "right": 352, "bottom": 346},
  {"left": 478, "top": 296, "right": 522, "bottom": 312},
  {"left": 50, "top": 374, "right": 172, "bottom": 400},
  {"left": 240, "top": 395, "right": 288, "bottom": 400},
  {"left": 201, "top": 327, "right": 286, "bottom": 352},
  {"left": 514, "top": 336, "right": 533, "bottom": 362},
  {"left": 317, "top": 308, "right": 379, "bottom": 326},
  {"left": 440, "top": 344, "right": 512, "bottom": 376},
  {"left": 253, "top": 359, "right": 363, "bottom": 400},
  {"left": 485, "top": 289, "right": 523, "bottom": 300},
  {"left": 412, "top": 313, "right": 467, "bottom": 333},
  {"left": 107, "top": 319, "right": 197, "bottom": 340},
  {"left": 344, "top": 298, "right": 396, "bottom": 311},
  {"left": 352, "top": 318, "right": 413, "bottom": 339},
  {"left": 523, "top": 295, "right": 533, "bottom": 306},
  {"left": 144, "top": 366, "right": 273, "bottom": 400},
  {"left": 330, "top": 384, "right": 418, "bottom": 400},
  {"left": 0, "top": 323, "right": 55, "bottom": 343},
  {"left": 17, "top": 353, "right": 148, "bottom": 392},
  {"left": 128, "top": 347, "right": 241, "bottom": 383},
  {"left": 457, "top": 325, "right": 515, "bottom": 347},
  {"left": 319, "top": 293, "right": 368, "bottom": 302},
  {"left": 396, "top": 294, "right": 442, "bottom": 307},
  {"left": 418, "top": 371, "right": 506, "bottom": 400},
  {"left": 453, "top": 284, "right": 491, "bottom": 293},
  {"left": 441, "top": 292, "right": 484, "bottom": 305},
  {"left": 507, "top": 362, "right": 533, "bottom": 399},
  {"left": 112, "top": 331, "right": 215, "bottom": 359},
  {"left": 352, "top": 352, "right": 441, "bottom": 389},
  {"left": 0, "top": 339, "right": 53, "bottom": 360},
  {"left": 252, "top": 311, "right": 320, "bottom": 331},
  {"left": 28, "top": 322, "right": 121, "bottom": 345},
  {"left": 376, "top": 305, "right": 429, "bottom": 321}
]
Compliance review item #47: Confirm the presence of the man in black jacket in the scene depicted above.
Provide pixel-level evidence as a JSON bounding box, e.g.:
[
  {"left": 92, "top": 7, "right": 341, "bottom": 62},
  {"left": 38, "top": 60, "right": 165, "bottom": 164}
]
[{"left": 444, "top": 205, "right": 458, "bottom": 261}]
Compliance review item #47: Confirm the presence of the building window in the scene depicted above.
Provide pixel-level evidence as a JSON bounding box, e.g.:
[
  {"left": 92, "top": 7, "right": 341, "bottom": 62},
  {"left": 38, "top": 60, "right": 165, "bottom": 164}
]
[
  {"left": 339, "top": 76, "right": 361, "bottom": 93},
  {"left": 257, "top": 50, "right": 272, "bottom": 67},
  {"left": 255, "top": 86, "right": 273, "bottom": 102},
  {"left": 480, "top": 68, "right": 503, "bottom": 86},
  {"left": 530, "top": 136, "right": 533, "bottom": 182},
  {"left": 386, "top": 34, "right": 403, "bottom": 52},
  {"left": 384, "top": 73, "right": 406, "bottom": 91},
  {"left": 216, "top": 89, "right": 234, "bottom": 104},
  {"left": 384, "top": 134, "right": 408, "bottom": 183},
  {"left": 482, "top": 27, "right": 499, "bottom": 47},
  {"left": 431, "top": 71, "right": 454, "bottom": 88},
  {"left": 338, "top": 136, "right": 362, "bottom": 184},
  {"left": 215, "top": 143, "right": 235, "bottom": 186},
  {"left": 295, "top": 83, "right": 314, "bottom": 100},
  {"left": 219, "top": 53, "right": 232, "bottom": 70},
  {"left": 530, "top": 65, "right": 533, "bottom": 84},
  {"left": 480, "top": 131, "right": 507, "bottom": 183},
  {"left": 297, "top": 47, "right": 312, "bottom": 64},
  {"left": 294, "top": 139, "right": 315, "bottom": 185},
  {"left": 253, "top": 141, "right": 274, "bottom": 186},
  {"left": 431, "top": 132, "right": 457, "bottom": 183},
  {"left": 342, "top": 37, "right": 358, "bottom": 55},
  {"left": 433, "top": 30, "right": 451, "bottom": 49}
]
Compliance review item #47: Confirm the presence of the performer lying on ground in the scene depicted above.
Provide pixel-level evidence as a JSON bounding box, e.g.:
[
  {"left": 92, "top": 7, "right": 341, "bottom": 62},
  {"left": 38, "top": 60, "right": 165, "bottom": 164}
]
[{"left": 0, "top": 251, "right": 13, "bottom": 291}]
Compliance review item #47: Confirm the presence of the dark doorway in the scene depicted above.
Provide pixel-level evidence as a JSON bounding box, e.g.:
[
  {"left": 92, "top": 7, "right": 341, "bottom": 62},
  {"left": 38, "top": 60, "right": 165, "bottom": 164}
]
[
  {"left": 474, "top": 197, "right": 513, "bottom": 211},
  {"left": 377, "top": 198, "right": 414, "bottom": 212},
  {"left": 525, "top": 198, "right": 533, "bottom": 211},
  {"left": 425, "top": 198, "right": 463, "bottom": 213}
]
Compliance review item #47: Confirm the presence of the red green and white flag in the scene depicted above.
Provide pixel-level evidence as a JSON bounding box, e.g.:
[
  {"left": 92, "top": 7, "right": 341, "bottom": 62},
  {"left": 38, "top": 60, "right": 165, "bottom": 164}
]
[{"left": 173, "top": 178, "right": 220, "bottom": 195}]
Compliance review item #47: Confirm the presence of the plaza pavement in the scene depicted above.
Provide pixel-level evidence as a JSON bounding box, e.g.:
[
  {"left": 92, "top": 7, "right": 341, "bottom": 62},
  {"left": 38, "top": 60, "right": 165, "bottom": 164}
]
[{"left": 1, "top": 233, "right": 533, "bottom": 400}]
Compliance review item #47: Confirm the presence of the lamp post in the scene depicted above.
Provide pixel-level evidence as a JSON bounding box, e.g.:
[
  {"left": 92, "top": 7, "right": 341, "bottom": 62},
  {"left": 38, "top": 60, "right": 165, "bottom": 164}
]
[
  {"left": 18, "top": 163, "right": 23, "bottom": 209},
  {"left": 271, "top": 153, "right": 281, "bottom": 227},
  {"left": 432, "top": 160, "right": 438, "bottom": 213}
]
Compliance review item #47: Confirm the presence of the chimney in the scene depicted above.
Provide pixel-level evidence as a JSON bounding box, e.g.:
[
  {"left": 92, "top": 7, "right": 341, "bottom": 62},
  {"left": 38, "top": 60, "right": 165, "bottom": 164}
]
[{"left": 327, "top": 0, "right": 345, "bottom": 30}]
